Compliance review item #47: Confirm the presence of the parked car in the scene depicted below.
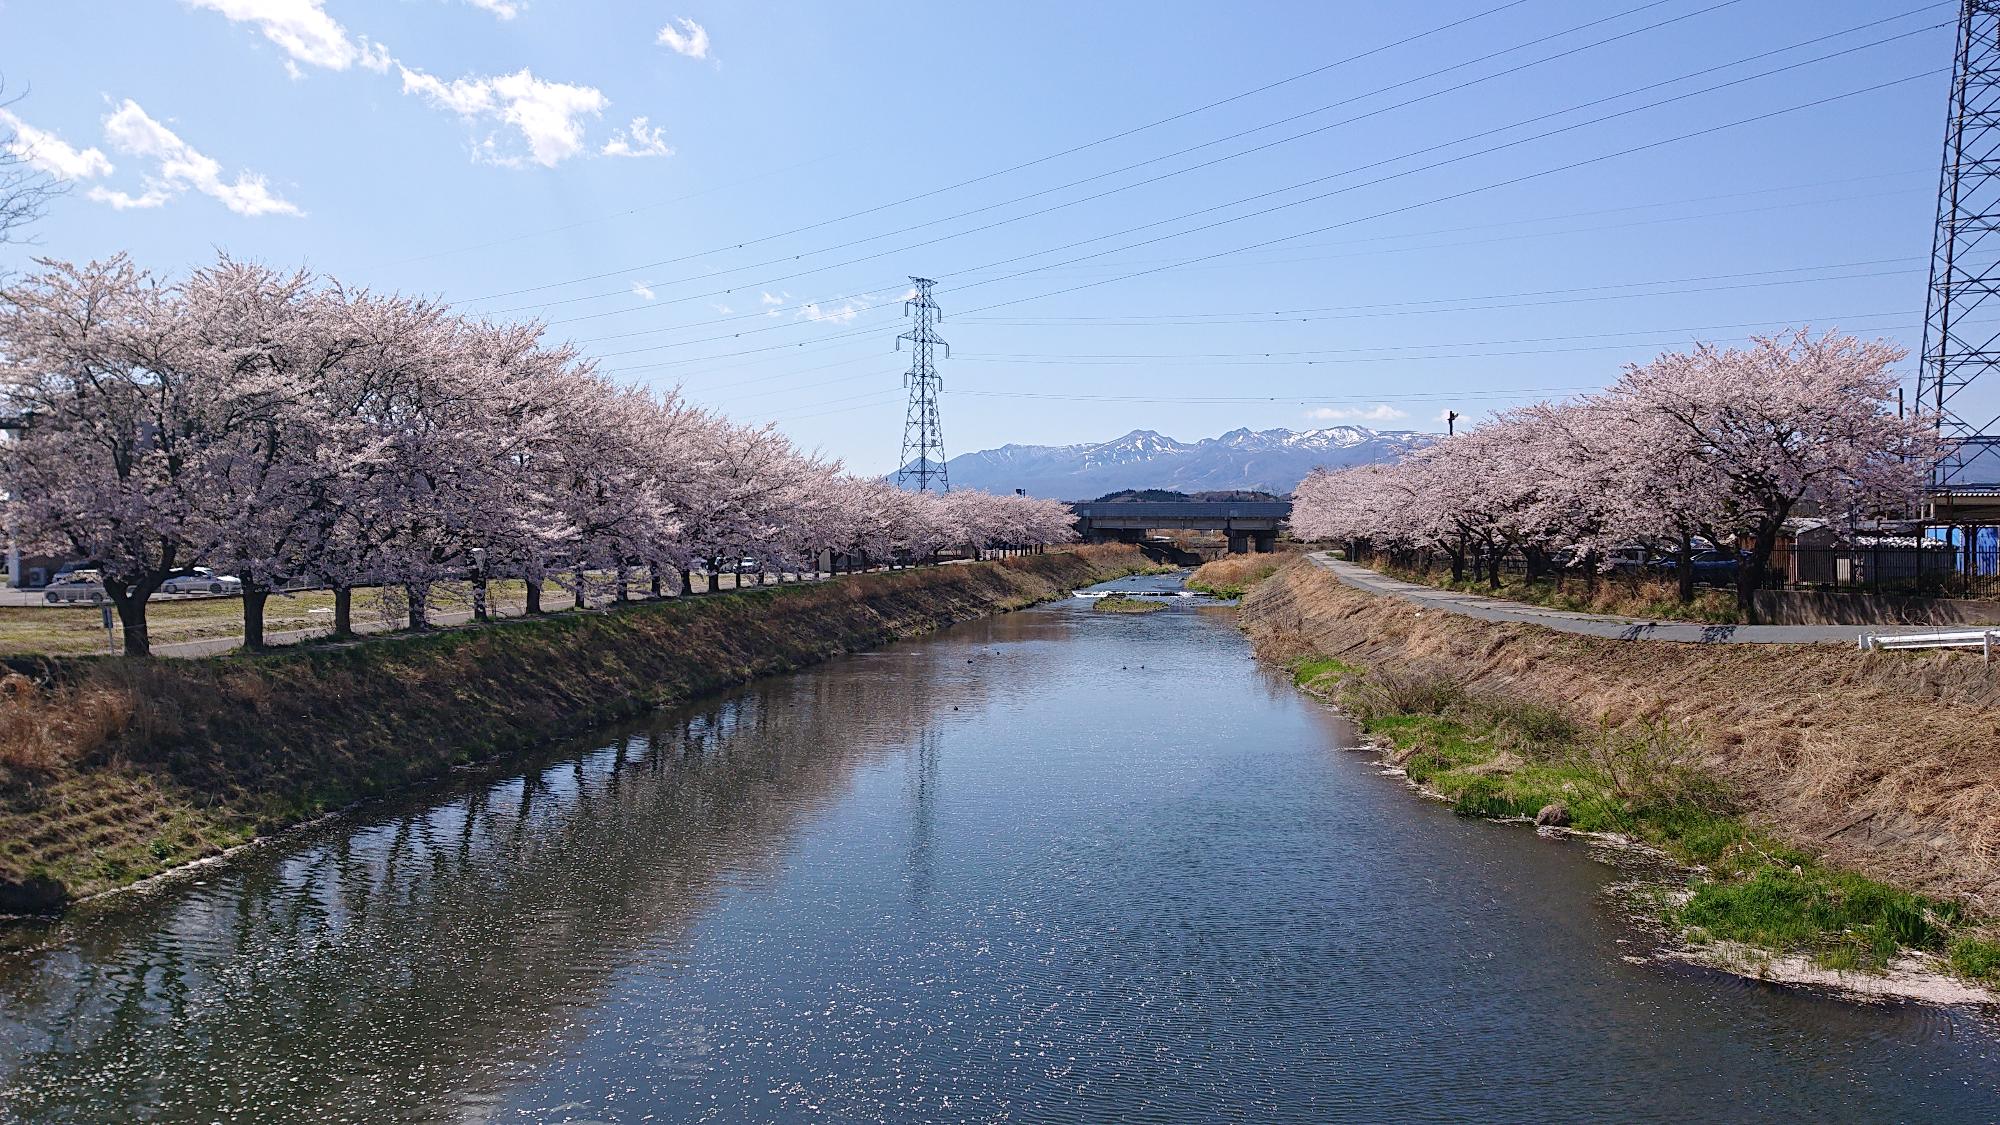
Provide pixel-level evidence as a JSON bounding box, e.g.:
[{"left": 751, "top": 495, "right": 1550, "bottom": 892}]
[
  {"left": 160, "top": 567, "right": 243, "bottom": 596},
  {"left": 43, "top": 571, "right": 108, "bottom": 604},
  {"left": 1649, "top": 550, "right": 1746, "bottom": 584}
]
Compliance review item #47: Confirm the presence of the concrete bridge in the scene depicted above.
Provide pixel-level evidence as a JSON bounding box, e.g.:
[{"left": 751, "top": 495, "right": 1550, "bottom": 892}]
[{"left": 1070, "top": 501, "right": 1291, "bottom": 554}]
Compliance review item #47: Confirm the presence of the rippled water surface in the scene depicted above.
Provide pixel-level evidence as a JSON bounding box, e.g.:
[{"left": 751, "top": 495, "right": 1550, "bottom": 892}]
[{"left": 3, "top": 572, "right": 1997, "bottom": 1122}]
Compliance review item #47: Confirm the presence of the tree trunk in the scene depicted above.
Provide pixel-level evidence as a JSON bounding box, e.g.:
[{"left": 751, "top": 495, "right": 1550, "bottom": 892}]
[
  {"left": 242, "top": 585, "right": 269, "bottom": 650},
  {"left": 681, "top": 567, "right": 694, "bottom": 595},
  {"left": 1739, "top": 528, "right": 1781, "bottom": 624},
  {"left": 525, "top": 579, "right": 543, "bottom": 615},
  {"left": 1675, "top": 537, "right": 1696, "bottom": 605},
  {"left": 616, "top": 563, "right": 629, "bottom": 603},
  {"left": 332, "top": 585, "right": 354, "bottom": 638},
  {"left": 406, "top": 583, "right": 429, "bottom": 631},
  {"left": 574, "top": 565, "right": 586, "bottom": 610},
  {"left": 109, "top": 582, "right": 154, "bottom": 657},
  {"left": 651, "top": 566, "right": 663, "bottom": 598},
  {"left": 472, "top": 574, "right": 490, "bottom": 622}
]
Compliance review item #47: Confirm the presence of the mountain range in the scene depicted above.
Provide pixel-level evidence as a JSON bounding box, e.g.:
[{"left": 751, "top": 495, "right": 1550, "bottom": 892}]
[{"left": 911, "top": 426, "right": 1430, "bottom": 500}]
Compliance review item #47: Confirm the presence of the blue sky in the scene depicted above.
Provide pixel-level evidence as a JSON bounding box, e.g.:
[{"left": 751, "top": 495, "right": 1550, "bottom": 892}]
[{"left": 0, "top": 1, "right": 1962, "bottom": 475}]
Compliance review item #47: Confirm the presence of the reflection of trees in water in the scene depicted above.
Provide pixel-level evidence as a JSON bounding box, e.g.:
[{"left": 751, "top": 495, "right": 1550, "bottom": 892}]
[{"left": 0, "top": 613, "right": 1038, "bottom": 1123}]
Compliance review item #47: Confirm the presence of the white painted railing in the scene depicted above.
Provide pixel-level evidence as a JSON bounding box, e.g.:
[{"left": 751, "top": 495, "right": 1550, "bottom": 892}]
[{"left": 1859, "top": 628, "right": 2000, "bottom": 663}]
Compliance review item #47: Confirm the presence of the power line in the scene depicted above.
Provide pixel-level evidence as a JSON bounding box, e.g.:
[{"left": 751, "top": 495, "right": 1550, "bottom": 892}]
[
  {"left": 558, "top": 18, "right": 1945, "bottom": 369},
  {"left": 533, "top": 8, "right": 1937, "bottom": 335},
  {"left": 484, "top": 0, "right": 1754, "bottom": 317},
  {"left": 597, "top": 258, "right": 1926, "bottom": 377},
  {"left": 463, "top": 0, "right": 1538, "bottom": 304}
]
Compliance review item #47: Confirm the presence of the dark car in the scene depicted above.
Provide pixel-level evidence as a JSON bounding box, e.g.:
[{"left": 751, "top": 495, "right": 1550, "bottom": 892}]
[{"left": 1649, "top": 550, "right": 1745, "bottom": 584}]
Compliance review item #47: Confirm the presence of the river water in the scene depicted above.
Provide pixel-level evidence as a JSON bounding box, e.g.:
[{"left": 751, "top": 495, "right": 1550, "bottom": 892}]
[{"left": 1, "top": 572, "right": 1996, "bottom": 1122}]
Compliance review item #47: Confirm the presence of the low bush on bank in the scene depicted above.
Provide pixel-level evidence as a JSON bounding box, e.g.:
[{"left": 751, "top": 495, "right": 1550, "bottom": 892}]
[
  {"left": 1189, "top": 552, "right": 1296, "bottom": 599},
  {"left": 1289, "top": 654, "right": 1997, "bottom": 979},
  {"left": 1093, "top": 596, "right": 1164, "bottom": 615}
]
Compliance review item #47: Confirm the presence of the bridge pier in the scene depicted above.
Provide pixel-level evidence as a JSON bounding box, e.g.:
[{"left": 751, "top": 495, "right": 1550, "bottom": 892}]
[
  {"left": 1252, "top": 531, "right": 1276, "bottom": 554},
  {"left": 1227, "top": 531, "right": 1250, "bottom": 555}
]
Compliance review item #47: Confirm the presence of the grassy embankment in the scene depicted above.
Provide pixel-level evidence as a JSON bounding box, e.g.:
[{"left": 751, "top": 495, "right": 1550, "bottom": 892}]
[
  {"left": 1186, "top": 550, "right": 1300, "bottom": 599},
  {"left": 0, "top": 547, "right": 1147, "bottom": 913},
  {"left": 1236, "top": 557, "right": 2000, "bottom": 989},
  {"left": 1093, "top": 595, "right": 1164, "bottom": 614}
]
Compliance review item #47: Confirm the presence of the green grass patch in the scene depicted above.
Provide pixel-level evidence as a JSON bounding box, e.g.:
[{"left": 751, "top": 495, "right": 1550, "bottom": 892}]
[
  {"left": 1286, "top": 647, "right": 1997, "bottom": 984},
  {"left": 1290, "top": 655, "right": 1360, "bottom": 687},
  {"left": 1093, "top": 595, "right": 1164, "bottom": 614},
  {"left": 1949, "top": 936, "right": 2000, "bottom": 983}
]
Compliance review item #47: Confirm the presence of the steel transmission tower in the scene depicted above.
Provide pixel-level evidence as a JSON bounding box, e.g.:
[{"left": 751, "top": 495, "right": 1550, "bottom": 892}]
[
  {"left": 1919, "top": 0, "right": 2000, "bottom": 504},
  {"left": 895, "top": 277, "right": 951, "bottom": 492}
]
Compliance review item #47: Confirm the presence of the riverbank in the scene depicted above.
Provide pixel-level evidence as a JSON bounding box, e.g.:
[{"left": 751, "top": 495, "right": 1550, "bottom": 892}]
[
  {"left": 0, "top": 547, "right": 1147, "bottom": 914},
  {"left": 1236, "top": 557, "right": 2000, "bottom": 997}
]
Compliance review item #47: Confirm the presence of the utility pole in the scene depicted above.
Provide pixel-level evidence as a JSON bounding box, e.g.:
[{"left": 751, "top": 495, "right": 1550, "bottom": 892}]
[
  {"left": 1447, "top": 410, "right": 1459, "bottom": 436},
  {"left": 1918, "top": 0, "right": 2000, "bottom": 506},
  {"left": 895, "top": 277, "right": 951, "bottom": 492}
]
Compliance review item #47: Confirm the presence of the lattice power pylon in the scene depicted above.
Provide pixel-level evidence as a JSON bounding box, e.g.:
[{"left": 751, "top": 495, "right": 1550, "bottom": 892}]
[
  {"left": 1919, "top": 0, "right": 2000, "bottom": 508},
  {"left": 895, "top": 277, "right": 951, "bottom": 492}
]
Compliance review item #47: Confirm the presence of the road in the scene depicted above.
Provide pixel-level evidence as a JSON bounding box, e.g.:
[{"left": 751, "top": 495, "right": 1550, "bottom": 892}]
[{"left": 1307, "top": 553, "right": 1956, "bottom": 645}]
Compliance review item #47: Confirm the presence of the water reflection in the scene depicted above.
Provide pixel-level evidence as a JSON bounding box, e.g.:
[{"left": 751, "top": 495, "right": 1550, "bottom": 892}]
[
  {"left": 0, "top": 611, "right": 1016, "bottom": 1123},
  {"left": 1, "top": 572, "right": 1996, "bottom": 1123}
]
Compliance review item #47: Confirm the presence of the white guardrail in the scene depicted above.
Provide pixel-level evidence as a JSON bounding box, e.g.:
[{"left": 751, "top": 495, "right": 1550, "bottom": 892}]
[{"left": 1859, "top": 628, "right": 2000, "bottom": 662}]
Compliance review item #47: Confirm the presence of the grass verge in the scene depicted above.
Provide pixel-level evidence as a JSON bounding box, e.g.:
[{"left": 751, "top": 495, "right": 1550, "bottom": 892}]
[
  {"left": 1379, "top": 564, "right": 1740, "bottom": 624},
  {"left": 1290, "top": 654, "right": 2000, "bottom": 986}
]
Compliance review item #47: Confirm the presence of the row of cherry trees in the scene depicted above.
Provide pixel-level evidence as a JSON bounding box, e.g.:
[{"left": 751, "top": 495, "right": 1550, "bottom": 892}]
[
  {"left": 1292, "top": 331, "right": 1941, "bottom": 617},
  {"left": 0, "top": 255, "right": 1077, "bottom": 655}
]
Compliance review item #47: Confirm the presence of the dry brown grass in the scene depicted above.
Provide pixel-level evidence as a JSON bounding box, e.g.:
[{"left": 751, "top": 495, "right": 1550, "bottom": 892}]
[
  {"left": 1241, "top": 557, "right": 2000, "bottom": 912},
  {"left": 1188, "top": 549, "right": 1301, "bottom": 598},
  {"left": 0, "top": 673, "right": 133, "bottom": 777}
]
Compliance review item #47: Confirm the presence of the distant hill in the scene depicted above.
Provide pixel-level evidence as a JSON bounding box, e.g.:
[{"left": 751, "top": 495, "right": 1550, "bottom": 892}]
[
  {"left": 910, "top": 426, "right": 1429, "bottom": 500},
  {"left": 1088, "top": 488, "right": 1282, "bottom": 503}
]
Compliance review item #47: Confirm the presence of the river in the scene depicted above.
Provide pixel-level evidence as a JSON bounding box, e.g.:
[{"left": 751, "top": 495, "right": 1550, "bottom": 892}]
[{"left": 1, "top": 572, "right": 1996, "bottom": 1122}]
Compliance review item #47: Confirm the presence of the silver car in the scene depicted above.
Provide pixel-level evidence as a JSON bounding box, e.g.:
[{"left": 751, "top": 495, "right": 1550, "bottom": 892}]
[
  {"left": 43, "top": 571, "right": 108, "bottom": 604},
  {"left": 160, "top": 567, "right": 242, "bottom": 596}
]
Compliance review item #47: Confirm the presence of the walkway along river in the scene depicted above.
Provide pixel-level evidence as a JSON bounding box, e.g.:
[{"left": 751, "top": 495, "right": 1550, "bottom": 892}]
[{"left": 0, "top": 572, "right": 1995, "bottom": 1121}]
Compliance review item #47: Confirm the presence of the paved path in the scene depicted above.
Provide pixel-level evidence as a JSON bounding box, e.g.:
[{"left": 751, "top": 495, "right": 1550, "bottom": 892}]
[{"left": 1306, "top": 553, "right": 1954, "bottom": 645}]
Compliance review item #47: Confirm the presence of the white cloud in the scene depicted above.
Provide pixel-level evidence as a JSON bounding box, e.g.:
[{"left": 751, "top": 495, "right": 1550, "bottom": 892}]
[
  {"left": 1307, "top": 404, "right": 1408, "bottom": 423},
  {"left": 601, "top": 116, "right": 672, "bottom": 158},
  {"left": 0, "top": 109, "right": 114, "bottom": 180},
  {"left": 184, "top": 0, "right": 390, "bottom": 73},
  {"left": 95, "top": 99, "right": 301, "bottom": 217},
  {"left": 797, "top": 299, "right": 865, "bottom": 324},
  {"left": 656, "top": 18, "right": 711, "bottom": 60},
  {"left": 86, "top": 186, "right": 173, "bottom": 210},
  {"left": 631, "top": 281, "right": 656, "bottom": 301},
  {"left": 760, "top": 291, "right": 786, "bottom": 305},
  {"left": 400, "top": 66, "right": 608, "bottom": 167},
  {"left": 711, "top": 303, "right": 735, "bottom": 315},
  {"left": 462, "top": 0, "right": 522, "bottom": 18}
]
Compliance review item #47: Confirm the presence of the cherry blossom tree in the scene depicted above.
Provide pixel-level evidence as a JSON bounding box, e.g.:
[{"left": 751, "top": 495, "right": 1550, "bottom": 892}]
[
  {"left": 2, "top": 251, "right": 1088, "bottom": 655},
  {"left": 1292, "top": 330, "right": 1940, "bottom": 619},
  {"left": 1606, "top": 331, "right": 1941, "bottom": 616}
]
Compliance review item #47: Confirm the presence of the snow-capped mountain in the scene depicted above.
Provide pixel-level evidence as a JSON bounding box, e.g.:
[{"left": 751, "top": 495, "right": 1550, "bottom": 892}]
[{"left": 907, "top": 426, "right": 1429, "bottom": 499}]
